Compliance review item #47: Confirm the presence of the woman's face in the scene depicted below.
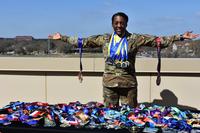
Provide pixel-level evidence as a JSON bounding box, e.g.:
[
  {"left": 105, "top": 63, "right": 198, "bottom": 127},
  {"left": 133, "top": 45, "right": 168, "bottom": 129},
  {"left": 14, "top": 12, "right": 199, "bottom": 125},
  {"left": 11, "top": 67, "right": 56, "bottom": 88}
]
[{"left": 112, "top": 15, "right": 127, "bottom": 37}]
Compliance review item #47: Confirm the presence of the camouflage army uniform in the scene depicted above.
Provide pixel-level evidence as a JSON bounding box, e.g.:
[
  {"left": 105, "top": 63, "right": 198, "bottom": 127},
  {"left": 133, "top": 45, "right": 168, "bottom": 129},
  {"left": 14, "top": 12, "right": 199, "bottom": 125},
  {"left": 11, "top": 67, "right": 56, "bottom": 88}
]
[{"left": 61, "top": 31, "right": 182, "bottom": 107}]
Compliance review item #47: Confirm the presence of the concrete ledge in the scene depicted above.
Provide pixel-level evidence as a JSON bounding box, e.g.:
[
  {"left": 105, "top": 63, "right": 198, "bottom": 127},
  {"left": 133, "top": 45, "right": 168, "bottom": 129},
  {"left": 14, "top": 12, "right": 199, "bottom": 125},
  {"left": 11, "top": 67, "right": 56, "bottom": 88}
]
[
  {"left": 0, "top": 57, "right": 199, "bottom": 110},
  {"left": 0, "top": 57, "right": 200, "bottom": 73}
]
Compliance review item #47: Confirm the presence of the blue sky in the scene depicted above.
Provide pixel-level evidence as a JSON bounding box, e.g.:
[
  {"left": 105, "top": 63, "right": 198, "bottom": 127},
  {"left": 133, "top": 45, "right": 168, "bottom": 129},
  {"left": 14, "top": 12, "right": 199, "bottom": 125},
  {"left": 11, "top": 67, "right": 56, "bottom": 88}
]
[{"left": 0, "top": 0, "right": 200, "bottom": 38}]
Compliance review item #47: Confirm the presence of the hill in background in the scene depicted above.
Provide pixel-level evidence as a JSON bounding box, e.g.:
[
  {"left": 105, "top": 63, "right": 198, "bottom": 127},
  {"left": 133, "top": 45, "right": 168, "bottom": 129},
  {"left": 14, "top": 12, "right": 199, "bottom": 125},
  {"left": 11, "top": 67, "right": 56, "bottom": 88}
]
[{"left": 0, "top": 36, "right": 200, "bottom": 58}]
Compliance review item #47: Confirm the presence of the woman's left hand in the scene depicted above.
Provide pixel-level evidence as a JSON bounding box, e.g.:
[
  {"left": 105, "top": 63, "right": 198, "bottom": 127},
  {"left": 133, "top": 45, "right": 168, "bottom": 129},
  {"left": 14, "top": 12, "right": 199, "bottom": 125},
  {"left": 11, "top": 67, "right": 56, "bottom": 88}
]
[{"left": 182, "top": 31, "right": 200, "bottom": 40}]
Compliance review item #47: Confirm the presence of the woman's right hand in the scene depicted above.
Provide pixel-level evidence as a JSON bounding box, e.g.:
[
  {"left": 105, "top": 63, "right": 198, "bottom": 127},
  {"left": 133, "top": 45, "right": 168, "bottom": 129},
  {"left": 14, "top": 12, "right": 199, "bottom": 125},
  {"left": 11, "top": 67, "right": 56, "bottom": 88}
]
[{"left": 48, "top": 32, "right": 62, "bottom": 40}]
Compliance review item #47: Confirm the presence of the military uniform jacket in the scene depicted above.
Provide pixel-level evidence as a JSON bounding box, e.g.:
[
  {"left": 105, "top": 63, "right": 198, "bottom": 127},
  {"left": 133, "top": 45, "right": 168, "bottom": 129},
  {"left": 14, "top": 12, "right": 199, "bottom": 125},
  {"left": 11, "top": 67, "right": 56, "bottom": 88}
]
[{"left": 61, "top": 31, "right": 181, "bottom": 88}]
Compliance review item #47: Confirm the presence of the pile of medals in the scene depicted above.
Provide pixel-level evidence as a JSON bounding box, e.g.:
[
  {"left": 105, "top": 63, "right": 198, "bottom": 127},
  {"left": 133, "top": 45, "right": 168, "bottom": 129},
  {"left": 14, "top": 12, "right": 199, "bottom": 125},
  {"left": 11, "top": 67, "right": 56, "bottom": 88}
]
[{"left": 0, "top": 101, "right": 200, "bottom": 132}]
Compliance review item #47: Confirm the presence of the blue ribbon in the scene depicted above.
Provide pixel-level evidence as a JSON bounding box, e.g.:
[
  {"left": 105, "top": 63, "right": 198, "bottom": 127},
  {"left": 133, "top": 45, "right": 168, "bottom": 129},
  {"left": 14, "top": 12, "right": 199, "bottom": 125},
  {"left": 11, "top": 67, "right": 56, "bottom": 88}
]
[
  {"left": 78, "top": 38, "right": 83, "bottom": 82},
  {"left": 109, "top": 32, "right": 128, "bottom": 61}
]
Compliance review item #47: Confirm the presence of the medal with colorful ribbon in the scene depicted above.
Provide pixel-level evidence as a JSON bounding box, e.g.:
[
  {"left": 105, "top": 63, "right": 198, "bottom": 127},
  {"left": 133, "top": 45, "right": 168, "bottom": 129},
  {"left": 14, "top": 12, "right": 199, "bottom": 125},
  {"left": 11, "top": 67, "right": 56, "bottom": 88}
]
[
  {"left": 108, "top": 32, "right": 128, "bottom": 62},
  {"left": 78, "top": 37, "right": 83, "bottom": 83}
]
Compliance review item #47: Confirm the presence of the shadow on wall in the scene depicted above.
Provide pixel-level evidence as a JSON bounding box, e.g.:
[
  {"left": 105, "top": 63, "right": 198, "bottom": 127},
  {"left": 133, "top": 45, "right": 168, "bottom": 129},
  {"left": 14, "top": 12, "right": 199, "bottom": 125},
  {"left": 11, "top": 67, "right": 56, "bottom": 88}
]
[{"left": 143, "top": 89, "right": 198, "bottom": 111}]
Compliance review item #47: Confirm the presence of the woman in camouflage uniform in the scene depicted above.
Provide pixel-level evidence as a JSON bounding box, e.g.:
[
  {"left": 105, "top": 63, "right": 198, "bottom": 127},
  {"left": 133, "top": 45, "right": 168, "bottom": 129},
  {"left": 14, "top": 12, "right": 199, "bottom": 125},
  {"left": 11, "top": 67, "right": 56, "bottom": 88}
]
[{"left": 49, "top": 12, "right": 199, "bottom": 108}]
